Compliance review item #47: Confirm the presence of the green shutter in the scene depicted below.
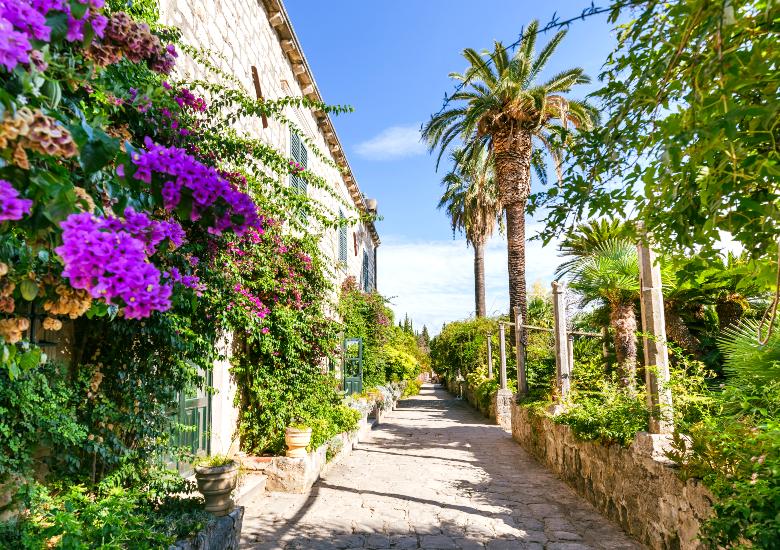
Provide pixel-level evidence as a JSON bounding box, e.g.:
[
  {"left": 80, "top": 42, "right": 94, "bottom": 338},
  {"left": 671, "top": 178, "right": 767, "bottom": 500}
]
[
  {"left": 289, "top": 130, "right": 308, "bottom": 196},
  {"left": 298, "top": 143, "right": 308, "bottom": 195},
  {"left": 339, "top": 211, "right": 348, "bottom": 264},
  {"left": 361, "top": 250, "right": 369, "bottom": 291}
]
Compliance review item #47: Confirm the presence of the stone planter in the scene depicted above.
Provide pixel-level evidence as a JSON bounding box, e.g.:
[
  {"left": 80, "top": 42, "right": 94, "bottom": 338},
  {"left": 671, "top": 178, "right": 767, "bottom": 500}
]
[
  {"left": 285, "top": 426, "right": 312, "bottom": 458},
  {"left": 194, "top": 461, "right": 239, "bottom": 517}
]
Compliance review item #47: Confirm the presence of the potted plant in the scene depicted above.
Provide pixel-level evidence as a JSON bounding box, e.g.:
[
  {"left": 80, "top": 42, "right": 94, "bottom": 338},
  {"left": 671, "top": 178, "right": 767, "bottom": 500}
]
[
  {"left": 285, "top": 422, "right": 312, "bottom": 458},
  {"left": 193, "top": 455, "right": 239, "bottom": 516}
]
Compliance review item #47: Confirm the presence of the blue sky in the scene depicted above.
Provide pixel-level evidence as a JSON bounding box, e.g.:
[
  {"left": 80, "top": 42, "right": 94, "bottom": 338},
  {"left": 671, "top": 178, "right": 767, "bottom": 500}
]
[{"left": 285, "top": 1, "right": 620, "bottom": 333}]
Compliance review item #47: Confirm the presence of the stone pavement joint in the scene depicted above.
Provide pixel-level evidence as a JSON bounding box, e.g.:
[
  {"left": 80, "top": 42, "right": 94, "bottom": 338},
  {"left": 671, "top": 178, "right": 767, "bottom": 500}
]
[{"left": 240, "top": 384, "right": 641, "bottom": 549}]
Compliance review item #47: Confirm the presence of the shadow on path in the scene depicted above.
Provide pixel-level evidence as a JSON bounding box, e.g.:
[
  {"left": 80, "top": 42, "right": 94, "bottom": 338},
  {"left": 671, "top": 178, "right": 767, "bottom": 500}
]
[{"left": 239, "top": 384, "right": 641, "bottom": 550}]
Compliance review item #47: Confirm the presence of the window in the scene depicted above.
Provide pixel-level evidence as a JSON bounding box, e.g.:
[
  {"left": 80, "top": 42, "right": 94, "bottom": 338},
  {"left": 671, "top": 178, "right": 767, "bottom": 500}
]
[
  {"left": 289, "top": 130, "right": 308, "bottom": 195},
  {"left": 361, "top": 248, "right": 375, "bottom": 292},
  {"left": 338, "top": 210, "right": 348, "bottom": 265}
]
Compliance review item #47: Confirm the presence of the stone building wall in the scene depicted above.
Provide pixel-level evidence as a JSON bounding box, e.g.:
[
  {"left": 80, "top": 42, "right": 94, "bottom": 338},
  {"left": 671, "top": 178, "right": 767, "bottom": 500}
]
[
  {"left": 158, "top": 0, "right": 378, "bottom": 290},
  {"left": 510, "top": 403, "right": 714, "bottom": 550},
  {"left": 158, "top": 0, "right": 379, "bottom": 454}
]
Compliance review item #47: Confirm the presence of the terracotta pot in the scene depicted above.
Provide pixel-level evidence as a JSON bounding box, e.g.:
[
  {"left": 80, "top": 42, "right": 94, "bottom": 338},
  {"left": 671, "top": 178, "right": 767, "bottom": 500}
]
[
  {"left": 194, "top": 461, "right": 238, "bottom": 516},
  {"left": 285, "top": 426, "right": 312, "bottom": 458}
]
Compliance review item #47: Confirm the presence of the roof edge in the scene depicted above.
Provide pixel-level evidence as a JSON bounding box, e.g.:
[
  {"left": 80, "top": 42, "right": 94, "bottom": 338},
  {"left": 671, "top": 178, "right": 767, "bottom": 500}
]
[{"left": 259, "top": 0, "right": 380, "bottom": 247}]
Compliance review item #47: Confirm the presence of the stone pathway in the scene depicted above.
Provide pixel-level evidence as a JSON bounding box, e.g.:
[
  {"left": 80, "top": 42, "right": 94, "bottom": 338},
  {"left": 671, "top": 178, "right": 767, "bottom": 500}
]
[{"left": 240, "top": 384, "right": 641, "bottom": 549}]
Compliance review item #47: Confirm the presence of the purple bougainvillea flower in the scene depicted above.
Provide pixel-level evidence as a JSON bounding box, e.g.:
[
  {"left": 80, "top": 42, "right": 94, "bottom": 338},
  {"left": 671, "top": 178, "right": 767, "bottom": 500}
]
[
  {"left": 0, "top": 179, "right": 33, "bottom": 221},
  {"left": 127, "top": 138, "right": 261, "bottom": 235},
  {"left": 55, "top": 209, "right": 189, "bottom": 318}
]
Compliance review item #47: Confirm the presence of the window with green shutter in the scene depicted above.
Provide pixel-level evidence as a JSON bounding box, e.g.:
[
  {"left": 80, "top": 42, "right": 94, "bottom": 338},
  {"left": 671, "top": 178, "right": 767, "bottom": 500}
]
[
  {"left": 289, "top": 130, "right": 308, "bottom": 195},
  {"left": 339, "top": 210, "right": 348, "bottom": 265},
  {"left": 361, "top": 250, "right": 370, "bottom": 292}
]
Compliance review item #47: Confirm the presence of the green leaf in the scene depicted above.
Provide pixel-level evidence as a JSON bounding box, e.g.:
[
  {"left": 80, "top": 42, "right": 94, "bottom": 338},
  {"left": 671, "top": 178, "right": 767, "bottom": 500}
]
[
  {"left": 80, "top": 131, "right": 120, "bottom": 175},
  {"left": 69, "top": 0, "right": 88, "bottom": 20}
]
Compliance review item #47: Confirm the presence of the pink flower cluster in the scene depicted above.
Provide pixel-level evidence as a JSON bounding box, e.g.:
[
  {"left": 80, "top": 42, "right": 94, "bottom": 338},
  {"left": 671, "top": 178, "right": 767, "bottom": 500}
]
[
  {"left": 0, "top": 179, "right": 33, "bottom": 221},
  {"left": 101, "top": 208, "right": 185, "bottom": 254},
  {"left": 233, "top": 283, "right": 270, "bottom": 319},
  {"left": 0, "top": 0, "right": 106, "bottom": 71},
  {"left": 55, "top": 209, "right": 190, "bottom": 319},
  {"left": 288, "top": 160, "right": 304, "bottom": 174},
  {"left": 166, "top": 266, "right": 203, "bottom": 294},
  {"left": 122, "top": 137, "right": 261, "bottom": 235},
  {"left": 175, "top": 88, "right": 207, "bottom": 112}
]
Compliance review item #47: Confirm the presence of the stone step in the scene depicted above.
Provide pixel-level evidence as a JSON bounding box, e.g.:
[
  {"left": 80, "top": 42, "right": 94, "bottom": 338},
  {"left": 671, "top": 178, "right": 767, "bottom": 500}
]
[{"left": 235, "top": 473, "right": 267, "bottom": 504}]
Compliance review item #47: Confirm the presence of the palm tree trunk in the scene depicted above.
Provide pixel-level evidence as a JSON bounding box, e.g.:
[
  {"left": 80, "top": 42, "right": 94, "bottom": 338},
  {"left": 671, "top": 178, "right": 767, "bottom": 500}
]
[
  {"left": 610, "top": 301, "right": 638, "bottom": 388},
  {"left": 664, "top": 303, "right": 700, "bottom": 357},
  {"left": 474, "top": 241, "right": 486, "bottom": 317},
  {"left": 493, "top": 129, "right": 533, "bottom": 339}
]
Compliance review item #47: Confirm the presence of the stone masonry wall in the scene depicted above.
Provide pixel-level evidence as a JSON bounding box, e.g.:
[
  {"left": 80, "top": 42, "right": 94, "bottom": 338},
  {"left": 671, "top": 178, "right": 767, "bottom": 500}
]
[
  {"left": 510, "top": 402, "right": 714, "bottom": 550},
  {"left": 158, "top": 0, "right": 376, "bottom": 297},
  {"left": 158, "top": 0, "right": 378, "bottom": 453}
]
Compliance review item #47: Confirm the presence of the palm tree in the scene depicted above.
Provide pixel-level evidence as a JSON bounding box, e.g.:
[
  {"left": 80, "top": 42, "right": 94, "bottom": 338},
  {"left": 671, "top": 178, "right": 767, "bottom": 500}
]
[
  {"left": 565, "top": 239, "right": 642, "bottom": 387},
  {"left": 423, "top": 20, "right": 597, "bottom": 333},
  {"left": 438, "top": 147, "right": 501, "bottom": 317}
]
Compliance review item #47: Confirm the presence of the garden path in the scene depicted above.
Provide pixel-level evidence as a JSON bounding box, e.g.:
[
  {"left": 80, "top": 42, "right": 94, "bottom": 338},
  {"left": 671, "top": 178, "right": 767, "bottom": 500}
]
[{"left": 239, "top": 384, "right": 640, "bottom": 550}]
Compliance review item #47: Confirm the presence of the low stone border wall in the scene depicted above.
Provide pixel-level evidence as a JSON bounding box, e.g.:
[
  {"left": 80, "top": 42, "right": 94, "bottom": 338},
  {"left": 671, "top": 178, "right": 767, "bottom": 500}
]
[
  {"left": 444, "top": 378, "right": 510, "bottom": 430},
  {"left": 510, "top": 402, "right": 713, "bottom": 550},
  {"left": 171, "top": 506, "right": 244, "bottom": 550},
  {"left": 262, "top": 404, "right": 389, "bottom": 493}
]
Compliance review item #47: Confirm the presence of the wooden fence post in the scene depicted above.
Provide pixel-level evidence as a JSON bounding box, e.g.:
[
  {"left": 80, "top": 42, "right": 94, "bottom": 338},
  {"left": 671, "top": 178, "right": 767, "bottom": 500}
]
[
  {"left": 498, "top": 322, "right": 507, "bottom": 390},
  {"left": 637, "top": 236, "right": 674, "bottom": 434},
  {"left": 567, "top": 334, "right": 575, "bottom": 381},
  {"left": 552, "top": 281, "right": 571, "bottom": 399},
  {"left": 515, "top": 306, "right": 528, "bottom": 395},
  {"left": 487, "top": 334, "right": 493, "bottom": 379}
]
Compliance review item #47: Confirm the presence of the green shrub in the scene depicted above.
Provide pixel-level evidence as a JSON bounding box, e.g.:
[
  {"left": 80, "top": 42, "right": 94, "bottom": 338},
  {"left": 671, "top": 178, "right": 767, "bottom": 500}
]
[
  {"left": 552, "top": 382, "right": 649, "bottom": 446},
  {"left": 402, "top": 379, "right": 422, "bottom": 397},
  {"left": 0, "top": 483, "right": 210, "bottom": 548}
]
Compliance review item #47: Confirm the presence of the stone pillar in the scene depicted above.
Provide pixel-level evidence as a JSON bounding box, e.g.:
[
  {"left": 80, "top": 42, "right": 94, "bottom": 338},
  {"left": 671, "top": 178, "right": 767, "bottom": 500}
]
[
  {"left": 551, "top": 281, "right": 571, "bottom": 399},
  {"left": 515, "top": 307, "right": 528, "bottom": 396},
  {"left": 637, "top": 238, "right": 674, "bottom": 434},
  {"left": 567, "top": 334, "right": 575, "bottom": 379},
  {"left": 487, "top": 334, "right": 493, "bottom": 379},
  {"left": 493, "top": 388, "right": 514, "bottom": 431},
  {"left": 498, "top": 322, "right": 507, "bottom": 390}
]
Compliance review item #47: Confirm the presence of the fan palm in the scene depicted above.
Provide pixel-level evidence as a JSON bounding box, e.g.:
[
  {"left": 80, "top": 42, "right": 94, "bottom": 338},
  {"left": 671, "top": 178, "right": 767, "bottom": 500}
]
[
  {"left": 567, "top": 239, "right": 642, "bottom": 387},
  {"left": 423, "top": 19, "right": 597, "bottom": 333},
  {"left": 438, "top": 147, "right": 501, "bottom": 317}
]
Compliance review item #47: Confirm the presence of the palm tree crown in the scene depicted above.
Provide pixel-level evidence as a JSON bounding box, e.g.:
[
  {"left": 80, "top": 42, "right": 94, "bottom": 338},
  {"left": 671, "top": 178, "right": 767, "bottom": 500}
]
[
  {"left": 438, "top": 147, "right": 501, "bottom": 248},
  {"left": 423, "top": 19, "right": 598, "bottom": 181},
  {"left": 423, "top": 19, "right": 597, "bottom": 339}
]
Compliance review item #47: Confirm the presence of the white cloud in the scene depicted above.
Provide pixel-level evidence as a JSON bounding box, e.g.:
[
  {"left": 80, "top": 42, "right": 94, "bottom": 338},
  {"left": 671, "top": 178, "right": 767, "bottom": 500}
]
[
  {"left": 378, "top": 227, "right": 563, "bottom": 335},
  {"left": 354, "top": 125, "right": 426, "bottom": 160}
]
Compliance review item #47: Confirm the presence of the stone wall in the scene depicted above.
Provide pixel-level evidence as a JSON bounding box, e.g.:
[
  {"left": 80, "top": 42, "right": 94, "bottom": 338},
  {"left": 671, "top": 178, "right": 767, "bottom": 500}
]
[
  {"left": 157, "top": 0, "right": 380, "bottom": 453},
  {"left": 171, "top": 506, "right": 244, "bottom": 549},
  {"left": 263, "top": 412, "right": 377, "bottom": 493},
  {"left": 158, "top": 0, "right": 377, "bottom": 296},
  {"left": 444, "top": 378, "right": 510, "bottom": 430},
  {"left": 510, "top": 403, "right": 714, "bottom": 550}
]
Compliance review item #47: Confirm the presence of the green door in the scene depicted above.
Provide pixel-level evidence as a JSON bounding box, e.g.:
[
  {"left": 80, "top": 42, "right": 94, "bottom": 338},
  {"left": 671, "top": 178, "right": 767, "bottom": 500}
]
[
  {"left": 343, "top": 337, "right": 363, "bottom": 395},
  {"left": 169, "top": 369, "right": 212, "bottom": 475}
]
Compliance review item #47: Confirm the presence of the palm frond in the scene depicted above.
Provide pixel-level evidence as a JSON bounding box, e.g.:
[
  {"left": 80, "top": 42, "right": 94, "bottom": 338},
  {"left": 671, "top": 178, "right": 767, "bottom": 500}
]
[
  {"left": 528, "top": 29, "right": 566, "bottom": 83},
  {"left": 718, "top": 319, "right": 780, "bottom": 383}
]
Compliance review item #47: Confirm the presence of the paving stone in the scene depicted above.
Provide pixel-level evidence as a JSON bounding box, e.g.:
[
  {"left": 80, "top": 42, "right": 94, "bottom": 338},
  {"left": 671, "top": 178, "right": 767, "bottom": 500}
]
[
  {"left": 389, "top": 534, "right": 418, "bottom": 548},
  {"left": 364, "top": 533, "right": 391, "bottom": 548},
  {"left": 239, "top": 385, "right": 639, "bottom": 550},
  {"left": 419, "top": 534, "right": 458, "bottom": 549},
  {"left": 453, "top": 539, "right": 484, "bottom": 550}
]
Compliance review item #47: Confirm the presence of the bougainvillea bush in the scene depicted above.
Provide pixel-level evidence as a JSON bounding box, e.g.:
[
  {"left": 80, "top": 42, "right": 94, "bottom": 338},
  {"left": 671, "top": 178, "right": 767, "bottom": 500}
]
[{"left": 0, "top": 0, "right": 358, "bottom": 543}]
